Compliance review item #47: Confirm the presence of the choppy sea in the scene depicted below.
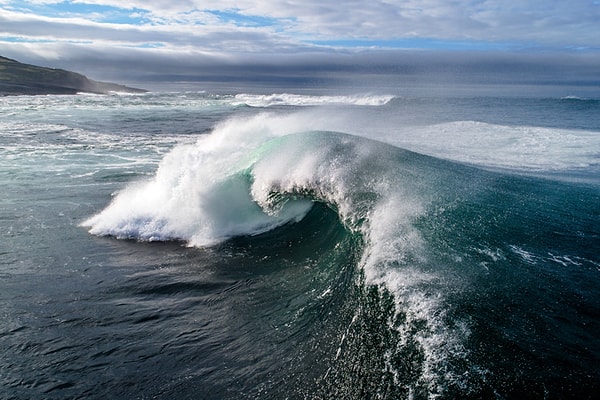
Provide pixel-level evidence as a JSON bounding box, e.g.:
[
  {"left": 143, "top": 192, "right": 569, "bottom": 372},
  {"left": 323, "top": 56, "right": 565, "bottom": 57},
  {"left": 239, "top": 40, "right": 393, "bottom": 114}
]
[{"left": 1, "top": 89, "right": 599, "bottom": 399}]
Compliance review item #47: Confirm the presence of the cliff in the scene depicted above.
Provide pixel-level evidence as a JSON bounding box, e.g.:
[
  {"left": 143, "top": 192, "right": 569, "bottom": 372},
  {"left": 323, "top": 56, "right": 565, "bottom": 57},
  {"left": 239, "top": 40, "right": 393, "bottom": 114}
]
[{"left": 0, "top": 56, "right": 146, "bottom": 95}]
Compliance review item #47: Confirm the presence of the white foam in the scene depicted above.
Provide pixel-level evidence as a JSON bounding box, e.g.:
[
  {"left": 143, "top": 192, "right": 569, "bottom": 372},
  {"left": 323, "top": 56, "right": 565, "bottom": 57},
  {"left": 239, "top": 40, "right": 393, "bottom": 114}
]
[
  {"left": 561, "top": 95, "right": 588, "bottom": 100},
  {"left": 232, "top": 93, "right": 395, "bottom": 107},
  {"left": 382, "top": 121, "right": 600, "bottom": 173},
  {"left": 358, "top": 194, "right": 470, "bottom": 396},
  {"left": 81, "top": 113, "right": 325, "bottom": 246}
]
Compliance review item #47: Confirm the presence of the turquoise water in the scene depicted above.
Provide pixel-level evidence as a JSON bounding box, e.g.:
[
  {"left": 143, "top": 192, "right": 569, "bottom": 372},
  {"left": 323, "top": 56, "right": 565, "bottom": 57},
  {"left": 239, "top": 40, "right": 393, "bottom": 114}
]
[{"left": 1, "top": 91, "right": 599, "bottom": 399}]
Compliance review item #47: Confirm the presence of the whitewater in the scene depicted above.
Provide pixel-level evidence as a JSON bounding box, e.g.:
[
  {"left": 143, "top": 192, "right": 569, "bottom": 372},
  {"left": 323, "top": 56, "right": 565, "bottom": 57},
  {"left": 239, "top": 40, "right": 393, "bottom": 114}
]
[{"left": 1, "top": 91, "right": 599, "bottom": 399}]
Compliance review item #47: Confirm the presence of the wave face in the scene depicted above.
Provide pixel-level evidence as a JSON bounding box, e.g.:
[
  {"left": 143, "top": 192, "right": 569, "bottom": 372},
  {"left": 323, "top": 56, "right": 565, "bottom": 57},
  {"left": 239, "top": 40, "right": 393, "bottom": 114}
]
[
  {"left": 82, "top": 117, "right": 470, "bottom": 395},
  {"left": 82, "top": 108, "right": 600, "bottom": 397}
]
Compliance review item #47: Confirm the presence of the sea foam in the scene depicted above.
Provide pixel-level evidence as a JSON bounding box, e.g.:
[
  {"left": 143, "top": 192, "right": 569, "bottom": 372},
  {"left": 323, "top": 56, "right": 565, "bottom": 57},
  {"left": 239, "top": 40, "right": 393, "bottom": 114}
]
[
  {"left": 82, "top": 113, "right": 319, "bottom": 246},
  {"left": 232, "top": 93, "right": 395, "bottom": 107}
]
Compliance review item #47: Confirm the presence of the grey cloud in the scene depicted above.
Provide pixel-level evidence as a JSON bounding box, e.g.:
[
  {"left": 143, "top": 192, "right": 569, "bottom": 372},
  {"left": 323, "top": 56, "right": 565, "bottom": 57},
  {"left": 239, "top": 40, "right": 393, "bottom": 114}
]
[
  {"left": 1, "top": 0, "right": 599, "bottom": 96},
  {"left": 5, "top": 41, "right": 598, "bottom": 95}
]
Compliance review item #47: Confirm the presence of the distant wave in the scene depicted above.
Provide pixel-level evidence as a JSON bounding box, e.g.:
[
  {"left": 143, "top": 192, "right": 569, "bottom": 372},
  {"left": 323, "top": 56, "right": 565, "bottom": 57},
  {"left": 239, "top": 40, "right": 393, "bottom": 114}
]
[
  {"left": 561, "top": 95, "right": 589, "bottom": 100},
  {"left": 231, "top": 93, "right": 395, "bottom": 107}
]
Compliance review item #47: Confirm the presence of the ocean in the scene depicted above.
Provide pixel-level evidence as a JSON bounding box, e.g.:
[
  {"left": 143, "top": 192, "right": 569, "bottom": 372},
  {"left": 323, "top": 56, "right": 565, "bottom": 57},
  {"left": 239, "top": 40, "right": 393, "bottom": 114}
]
[{"left": 1, "top": 88, "right": 599, "bottom": 399}]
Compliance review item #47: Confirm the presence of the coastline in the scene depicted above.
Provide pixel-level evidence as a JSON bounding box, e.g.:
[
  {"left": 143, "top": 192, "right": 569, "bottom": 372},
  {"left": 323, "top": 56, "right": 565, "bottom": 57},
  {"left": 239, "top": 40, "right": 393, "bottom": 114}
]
[{"left": 0, "top": 56, "right": 146, "bottom": 96}]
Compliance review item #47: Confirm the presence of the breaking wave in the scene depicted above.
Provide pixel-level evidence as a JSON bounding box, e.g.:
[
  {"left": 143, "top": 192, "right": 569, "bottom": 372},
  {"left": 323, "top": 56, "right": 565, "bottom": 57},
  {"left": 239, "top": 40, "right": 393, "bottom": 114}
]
[{"left": 82, "top": 110, "right": 600, "bottom": 398}]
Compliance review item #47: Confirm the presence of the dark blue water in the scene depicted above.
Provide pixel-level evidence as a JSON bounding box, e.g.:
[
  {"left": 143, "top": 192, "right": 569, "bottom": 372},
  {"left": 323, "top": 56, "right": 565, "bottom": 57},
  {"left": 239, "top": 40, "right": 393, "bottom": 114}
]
[{"left": 1, "top": 91, "right": 599, "bottom": 399}]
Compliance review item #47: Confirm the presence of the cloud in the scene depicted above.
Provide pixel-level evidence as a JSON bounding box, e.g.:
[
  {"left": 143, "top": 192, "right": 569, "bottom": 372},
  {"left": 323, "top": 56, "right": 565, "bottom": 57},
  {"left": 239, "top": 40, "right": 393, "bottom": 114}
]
[
  {"left": 0, "top": 8, "right": 288, "bottom": 50},
  {"left": 4, "top": 38, "right": 598, "bottom": 90},
  {"left": 3, "top": 0, "right": 600, "bottom": 49},
  {"left": 1, "top": 0, "right": 600, "bottom": 88}
]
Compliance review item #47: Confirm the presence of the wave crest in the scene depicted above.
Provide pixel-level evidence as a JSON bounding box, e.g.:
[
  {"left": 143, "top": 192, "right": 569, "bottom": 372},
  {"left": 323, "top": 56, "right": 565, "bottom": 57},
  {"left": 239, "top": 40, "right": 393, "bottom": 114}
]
[{"left": 232, "top": 93, "right": 395, "bottom": 107}]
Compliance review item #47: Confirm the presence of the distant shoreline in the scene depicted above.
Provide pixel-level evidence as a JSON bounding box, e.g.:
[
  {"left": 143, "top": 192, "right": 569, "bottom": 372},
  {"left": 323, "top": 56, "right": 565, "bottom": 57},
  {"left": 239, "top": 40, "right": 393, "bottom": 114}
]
[{"left": 0, "top": 56, "right": 146, "bottom": 96}]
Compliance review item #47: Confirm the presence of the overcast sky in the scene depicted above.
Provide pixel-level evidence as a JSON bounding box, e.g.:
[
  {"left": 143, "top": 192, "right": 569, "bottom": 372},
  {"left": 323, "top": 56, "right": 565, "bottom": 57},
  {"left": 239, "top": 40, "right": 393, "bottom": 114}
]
[{"left": 1, "top": 1, "right": 599, "bottom": 87}]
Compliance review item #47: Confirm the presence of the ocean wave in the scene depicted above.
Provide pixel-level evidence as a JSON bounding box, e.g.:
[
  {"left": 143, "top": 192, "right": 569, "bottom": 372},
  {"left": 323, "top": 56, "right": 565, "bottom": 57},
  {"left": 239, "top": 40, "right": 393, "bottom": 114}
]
[
  {"left": 82, "top": 113, "right": 416, "bottom": 247},
  {"left": 231, "top": 93, "right": 395, "bottom": 107},
  {"left": 81, "top": 105, "right": 600, "bottom": 396},
  {"left": 82, "top": 113, "right": 475, "bottom": 396},
  {"left": 560, "top": 95, "right": 598, "bottom": 101}
]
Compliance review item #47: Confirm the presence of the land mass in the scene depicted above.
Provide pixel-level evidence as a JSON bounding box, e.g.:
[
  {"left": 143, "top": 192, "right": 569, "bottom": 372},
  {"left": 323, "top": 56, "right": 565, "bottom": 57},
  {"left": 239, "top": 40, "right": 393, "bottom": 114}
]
[{"left": 0, "top": 56, "right": 146, "bottom": 95}]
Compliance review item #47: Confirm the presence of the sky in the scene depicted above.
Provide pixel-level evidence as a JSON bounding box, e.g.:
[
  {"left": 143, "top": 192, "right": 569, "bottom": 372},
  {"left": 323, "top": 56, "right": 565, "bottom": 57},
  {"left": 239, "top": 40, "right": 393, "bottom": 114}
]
[{"left": 1, "top": 1, "right": 599, "bottom": 89}]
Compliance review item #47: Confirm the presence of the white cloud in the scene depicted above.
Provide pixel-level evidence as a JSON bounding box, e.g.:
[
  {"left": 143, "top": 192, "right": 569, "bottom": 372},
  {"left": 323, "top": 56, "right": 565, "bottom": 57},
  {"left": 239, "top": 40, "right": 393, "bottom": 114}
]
[
  {"left": 2, "top": 0, "right": 600, "bottom": 48},
  {"left": 0, "top": 7, "right": 298, "bottom": 52},
  {"left": 1, "top": 0, "right": 600, "bottom": 84}
]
